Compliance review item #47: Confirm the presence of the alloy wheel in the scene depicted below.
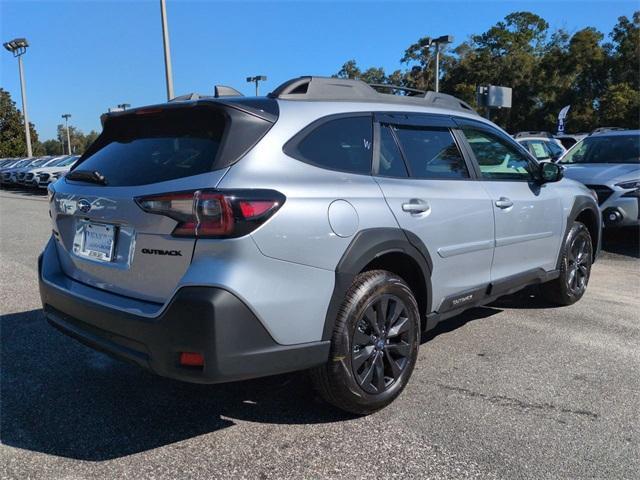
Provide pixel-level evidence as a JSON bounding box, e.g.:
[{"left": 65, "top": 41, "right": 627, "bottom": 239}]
[
  {"left": 567, "top": 234, "right": 590, "bottom": 295},
  {"left": 351, "top": 294, "right": 414, "bottom": 394}
]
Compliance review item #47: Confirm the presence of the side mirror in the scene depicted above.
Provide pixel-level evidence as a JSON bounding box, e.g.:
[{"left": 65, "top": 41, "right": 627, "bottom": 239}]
[{"left": 540, "top": 162, "right": 564, "bottom": 183}]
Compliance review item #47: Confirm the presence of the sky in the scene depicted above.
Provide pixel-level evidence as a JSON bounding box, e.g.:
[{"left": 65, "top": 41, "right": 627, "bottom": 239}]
[{"left": 1, "top": 0, "right": 638, "bottom": 140}]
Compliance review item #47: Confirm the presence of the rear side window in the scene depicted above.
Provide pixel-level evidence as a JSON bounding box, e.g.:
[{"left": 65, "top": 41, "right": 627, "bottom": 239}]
[
  {"left": 394, "top": 127, "right": 469, "bottom": 179},
  {"left": 286, "top": 116, "right": 373, "bottom": 174},
  {"left": 378, "top": 125, "right": 408, "bottom": 177}
]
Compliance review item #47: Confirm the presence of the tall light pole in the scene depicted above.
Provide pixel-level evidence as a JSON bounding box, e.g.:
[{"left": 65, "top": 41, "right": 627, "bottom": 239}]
[
  {"left": 432, "top": 35, "right": 453, "bottom": 93},
  {"left": 159, "top": 0, "right": 174, "bottom": 100},
  {"left": 3, "top": 38, "right": 33, "bottom": 157},
  {"left": 62, "top": 114, "right": 72, "bottom": 155},
  {"left": 246, "top": 75, "right": 267, "bottom": 96}
]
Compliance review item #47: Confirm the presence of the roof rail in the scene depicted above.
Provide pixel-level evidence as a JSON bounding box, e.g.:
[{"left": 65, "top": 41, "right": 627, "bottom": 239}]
[
  {"left": 268, "top": 76, "right": 478, "bottom": 115},
  {"left": 368, "top": 84, "right": 426, "bottom": 96}
]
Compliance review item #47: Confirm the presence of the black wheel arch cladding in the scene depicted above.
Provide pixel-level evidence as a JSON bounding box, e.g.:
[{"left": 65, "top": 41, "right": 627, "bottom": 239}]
[
  {"left": 558, "top": 195, "right": 601, "bottom": 269},
  {"left": 322, "top": 228, "right": 433, "bottom": 341}
]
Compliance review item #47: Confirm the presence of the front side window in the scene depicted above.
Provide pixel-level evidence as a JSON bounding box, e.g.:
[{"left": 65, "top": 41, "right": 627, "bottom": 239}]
[
  {"left": 292, "top": 116, "right": 373, "bottom": 174},
  {"left": 559, "top": 135, "right": 640, "bottom": 164},
  {"left": 393, "top": 127, "right": 469, "bottom": 179},
  {"left": 463, "top": 128, "right": 533, "bottom": 180}
]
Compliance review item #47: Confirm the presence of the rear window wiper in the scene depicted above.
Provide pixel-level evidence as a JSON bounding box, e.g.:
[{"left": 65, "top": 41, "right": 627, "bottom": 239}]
[{"left": 66, "top": 170, "right": 108, "bottom": 185}]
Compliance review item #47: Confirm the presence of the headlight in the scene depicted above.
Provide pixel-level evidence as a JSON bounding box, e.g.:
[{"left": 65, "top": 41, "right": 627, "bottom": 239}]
[{"left": 615, "top": 180, "right": 640, "bottom": 190}]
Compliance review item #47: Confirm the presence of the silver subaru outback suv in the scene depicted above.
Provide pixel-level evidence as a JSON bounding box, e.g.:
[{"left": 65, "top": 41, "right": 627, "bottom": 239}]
[{"left": 39, "top": 77, "right": 601, "bottom": 414}]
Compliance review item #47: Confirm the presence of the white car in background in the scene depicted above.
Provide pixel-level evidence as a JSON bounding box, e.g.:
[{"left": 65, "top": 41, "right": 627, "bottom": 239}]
[
  {"left": 513, "top": 132, "right": 566, "bottom": 162},
  {"left": 20, "top": 156, "right": 69, "bottom": 186},
  {"left": 35, "top": 155, "right": 80, "bottom": 188}
]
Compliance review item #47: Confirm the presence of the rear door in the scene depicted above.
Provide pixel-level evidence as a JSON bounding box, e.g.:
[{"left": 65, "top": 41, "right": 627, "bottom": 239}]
[
  {"left": 50, "top": 102, "right": 275, "bottom": 303},
  {"left": 458, "top": 122, "right": 564, "bottom": 281},
  {"left": 373, "top": 113, "right": 495, "bottom": 311}
]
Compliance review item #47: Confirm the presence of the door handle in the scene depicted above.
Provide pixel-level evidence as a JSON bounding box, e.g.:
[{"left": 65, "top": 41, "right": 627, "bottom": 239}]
[
  {"left": 495, "top": 197, "right": 513, "bottom": 209},
  {"left": 402, "top": 199, "right": 430, "bottom": 214}
]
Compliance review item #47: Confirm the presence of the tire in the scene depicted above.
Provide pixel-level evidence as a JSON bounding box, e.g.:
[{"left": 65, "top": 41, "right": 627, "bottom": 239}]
[
  {"left": 541, "top": 221, "right": 593, "bottom": 306},
  {"left": 311, "top": 270, "right": 420, "bottom": 415}
]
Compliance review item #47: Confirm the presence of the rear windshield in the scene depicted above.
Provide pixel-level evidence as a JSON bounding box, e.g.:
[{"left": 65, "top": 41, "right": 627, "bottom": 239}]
[{"left": 74, "top": 107, "right": 227, "bottom": 186}]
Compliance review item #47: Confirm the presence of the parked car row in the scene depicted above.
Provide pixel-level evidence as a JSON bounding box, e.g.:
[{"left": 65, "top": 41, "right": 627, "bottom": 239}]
[
  {"left": 0, "top": 155, "right": 80, "bottom": 189},
  {"left": 511, "top": 129, "right": 639, "bottom": 228},
  {"left": 513, "top": 128, "right": 631, "bottom": 163}
]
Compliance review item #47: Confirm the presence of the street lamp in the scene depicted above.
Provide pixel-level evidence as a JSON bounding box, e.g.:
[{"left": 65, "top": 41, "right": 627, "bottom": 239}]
[
  {"left": 62, "top": 114, "right": 72, "bottom": 155},
  {"left": 431, "top": 35, "right": 453, "bottom": 93},
  {"left": 159, "top": 0, "right": 174, "bottom": 100},
  {"left": 3, "top": 37, "right": 33, "bottom": 157},
  {"left": 246, "top": 75, "right": 267, "bottom": 96}
]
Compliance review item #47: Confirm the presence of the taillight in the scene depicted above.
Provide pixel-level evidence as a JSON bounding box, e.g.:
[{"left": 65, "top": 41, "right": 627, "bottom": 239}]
[{"left": 135, "top": 189, "right": 285, "bottom": 238}]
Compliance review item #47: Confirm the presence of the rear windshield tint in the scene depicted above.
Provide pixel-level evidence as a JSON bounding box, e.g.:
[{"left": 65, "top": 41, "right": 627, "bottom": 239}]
[{"left": 74, "top": 107, "right": 227, "bottom": 186}]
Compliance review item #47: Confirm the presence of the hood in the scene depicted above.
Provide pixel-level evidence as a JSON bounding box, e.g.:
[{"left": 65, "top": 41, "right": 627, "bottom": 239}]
[
  {"left": 561, "top": 163, "right": 640, "bottom": 185},
  {"left": 32, "top": 165, "right": 74, "bottom": 174}
]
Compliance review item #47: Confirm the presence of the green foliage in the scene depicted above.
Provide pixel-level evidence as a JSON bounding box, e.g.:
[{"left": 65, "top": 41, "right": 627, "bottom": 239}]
[
  {"left": 0, "top": 88, "right": 43, "bottom": 157},
  {"left": 56, "top": 124, "right": 99, "bottom": 155},
  {"left": 335, "top": 11, "right": 640, "bottom": 133},
  {"left": 42, "top": 139, "right": 64, "bottom": 155}
]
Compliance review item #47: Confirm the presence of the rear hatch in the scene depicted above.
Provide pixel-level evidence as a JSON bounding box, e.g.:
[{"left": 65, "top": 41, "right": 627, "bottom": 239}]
[{"left": 50, "top": 99, "right": 277, "bottom": 303}]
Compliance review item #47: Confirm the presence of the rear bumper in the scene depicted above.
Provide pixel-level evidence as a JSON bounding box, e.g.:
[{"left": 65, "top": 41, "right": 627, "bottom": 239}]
[{"left": 38, "top": 239, "right": 330, "bottom": 384}]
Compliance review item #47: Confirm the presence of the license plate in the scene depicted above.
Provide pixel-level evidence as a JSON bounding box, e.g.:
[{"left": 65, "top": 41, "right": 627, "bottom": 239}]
[{"left": 78, "top": 222, "right": 116, "bottom": 262}]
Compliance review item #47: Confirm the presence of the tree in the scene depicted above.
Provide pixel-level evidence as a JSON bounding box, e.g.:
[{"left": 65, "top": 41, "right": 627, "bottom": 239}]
[
  {"left": 609, "top": 12, "right": 640, "bottom": 88},
  {"left": 51, "top": 124, "right": 99, "bottom": 155},
  {"left": 42, "top": 139, "right": 64, "bottom": 155},
  {"left": 0, "top": 88, "right": 42, "bottom": 157},
  {"left": 335, "top": 60, "right": 391, "bottom": 84},
  {"left": 334, "top": 10, "right": 640, "bottom": 132},
  {"left": 599, "top": 82, "right": 640, "bottom": 127},
  {"left": 83, "top": 130, "right": 99, "bottom": 152}
]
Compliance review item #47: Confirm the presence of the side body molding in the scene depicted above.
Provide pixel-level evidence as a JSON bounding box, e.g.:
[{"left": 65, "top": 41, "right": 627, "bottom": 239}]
[{"left": 322, "top": 228, "right": 433, "bottom": 340}]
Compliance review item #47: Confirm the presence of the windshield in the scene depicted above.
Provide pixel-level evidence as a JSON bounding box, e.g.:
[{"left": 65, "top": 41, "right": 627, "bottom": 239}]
[
  {"left": 54, "top": 156, "right": 78, "bottom": 167},
  {"left": 560, "top": 134, "right": 640, "bottom": 164},
  {"left": 29, "top": 158, "right": 50, "bottom": 167}
]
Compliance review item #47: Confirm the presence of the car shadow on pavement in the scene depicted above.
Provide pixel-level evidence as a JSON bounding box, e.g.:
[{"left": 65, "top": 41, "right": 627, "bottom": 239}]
[
  {"left": 421, "top": 306, "right": 502, "bottom": 343},
  {"left": 0, "top": 309, "right": 354, "bottom": 461},
  {"left": 601, "top": 227, "right": 640, "bottom": 258},
  {"left": 0, "top": 294, "right": 555, "bottom": 461}
]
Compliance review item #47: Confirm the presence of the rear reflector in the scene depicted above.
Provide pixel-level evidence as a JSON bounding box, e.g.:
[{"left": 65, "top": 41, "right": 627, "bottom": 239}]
[
  {"left": 179, "top": 352, "right": 204, "bottom": 367},
  {"left": 136, "top": 189, "right": 285, "bottom": 238}
]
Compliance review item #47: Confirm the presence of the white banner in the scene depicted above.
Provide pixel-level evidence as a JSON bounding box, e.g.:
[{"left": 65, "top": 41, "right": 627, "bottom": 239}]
[{"left": 557, "top": 105, "right": 571, "bottom": 135}]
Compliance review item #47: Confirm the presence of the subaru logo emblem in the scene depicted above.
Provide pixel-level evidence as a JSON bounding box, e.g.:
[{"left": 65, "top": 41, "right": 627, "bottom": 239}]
[{"left": 77, "top": 199, "right": 92, "bottom": 213}]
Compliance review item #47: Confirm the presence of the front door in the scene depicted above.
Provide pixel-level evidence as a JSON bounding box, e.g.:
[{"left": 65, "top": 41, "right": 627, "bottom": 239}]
[{"left": 459, "top": 124, "right": 564, "bottom": 282}]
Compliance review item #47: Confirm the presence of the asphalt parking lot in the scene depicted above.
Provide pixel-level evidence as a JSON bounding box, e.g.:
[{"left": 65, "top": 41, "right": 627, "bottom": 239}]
[{"left": 1, "top": 187, "right": 638, "bottom": 480}]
